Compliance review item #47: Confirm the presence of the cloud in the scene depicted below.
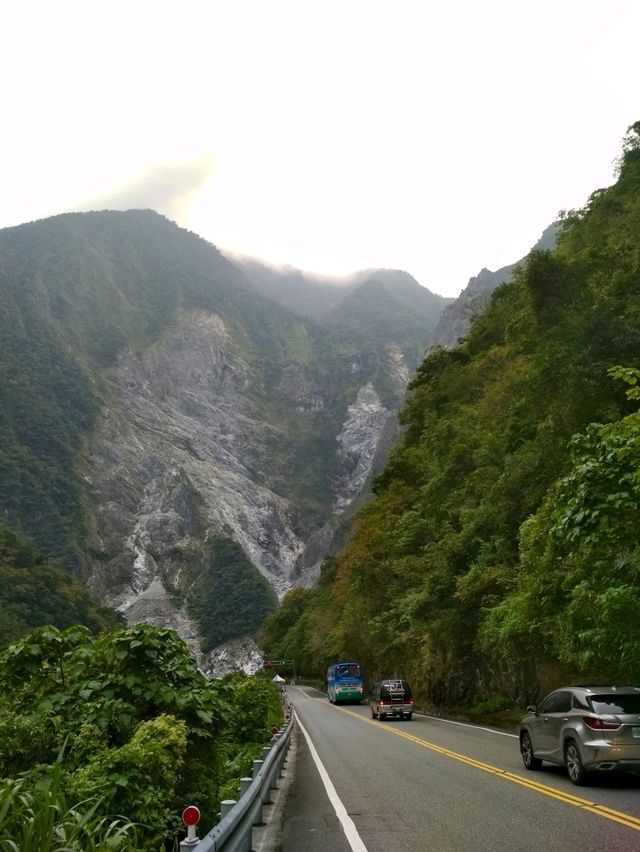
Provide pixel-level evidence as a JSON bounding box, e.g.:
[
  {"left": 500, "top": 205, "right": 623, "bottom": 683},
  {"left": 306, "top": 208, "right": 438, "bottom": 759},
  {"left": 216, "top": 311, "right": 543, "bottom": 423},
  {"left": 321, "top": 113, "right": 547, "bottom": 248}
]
[{"left": 77, "top": 153, "right": 216, "bottom": 224}]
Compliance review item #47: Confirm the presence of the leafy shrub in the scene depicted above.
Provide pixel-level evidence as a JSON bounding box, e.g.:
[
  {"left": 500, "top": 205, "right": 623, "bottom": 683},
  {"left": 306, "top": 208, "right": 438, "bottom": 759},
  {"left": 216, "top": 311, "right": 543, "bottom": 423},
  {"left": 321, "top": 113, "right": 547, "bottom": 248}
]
[
  {"left": 218, "top": 674, "right": 284, "bottom": 804},
  {"left": 0, "top": 624, "right": 230, "bottom": 849},
  {"left": 68, "top": 715, "right": 187, "bottom": 849},
  {"left": 0, "top": 624, "right": 285, "bottom": 849},
  {"left": 469, "top": 696, "right": 512, "bottom": 716},
  {"left": 226, "top": 673, "right": 283, "bottom": 744}
]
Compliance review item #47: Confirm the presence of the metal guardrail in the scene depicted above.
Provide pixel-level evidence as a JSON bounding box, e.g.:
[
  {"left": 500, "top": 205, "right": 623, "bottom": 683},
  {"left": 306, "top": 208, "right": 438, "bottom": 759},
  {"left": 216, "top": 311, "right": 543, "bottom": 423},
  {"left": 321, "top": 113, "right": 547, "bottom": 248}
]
[{"left": 180, "top": 712, "right": 294, "bottom": 851}]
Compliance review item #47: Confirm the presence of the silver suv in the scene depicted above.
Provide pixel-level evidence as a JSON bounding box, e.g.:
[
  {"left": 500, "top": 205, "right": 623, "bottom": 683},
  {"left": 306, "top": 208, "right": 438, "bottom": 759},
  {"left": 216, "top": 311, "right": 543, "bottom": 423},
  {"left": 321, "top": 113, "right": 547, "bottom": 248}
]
[{"left": 519, "top": 686, "right": 640, "bottom": 785}]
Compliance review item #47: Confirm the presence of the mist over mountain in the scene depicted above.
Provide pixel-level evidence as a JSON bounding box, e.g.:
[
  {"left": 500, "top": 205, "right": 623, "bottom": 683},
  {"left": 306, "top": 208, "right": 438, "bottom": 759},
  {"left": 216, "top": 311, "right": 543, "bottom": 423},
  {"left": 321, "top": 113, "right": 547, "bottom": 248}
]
[{"left": 238, "top": 257, "right": 452, "bottom": 325}]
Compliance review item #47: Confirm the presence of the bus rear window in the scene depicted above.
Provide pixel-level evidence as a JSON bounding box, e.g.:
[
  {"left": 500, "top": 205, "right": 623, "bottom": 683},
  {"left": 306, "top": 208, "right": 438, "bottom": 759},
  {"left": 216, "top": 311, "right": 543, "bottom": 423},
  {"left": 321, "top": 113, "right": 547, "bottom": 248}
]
[{"left": 337, "top": 664, "right": 361, "bottom": 676}]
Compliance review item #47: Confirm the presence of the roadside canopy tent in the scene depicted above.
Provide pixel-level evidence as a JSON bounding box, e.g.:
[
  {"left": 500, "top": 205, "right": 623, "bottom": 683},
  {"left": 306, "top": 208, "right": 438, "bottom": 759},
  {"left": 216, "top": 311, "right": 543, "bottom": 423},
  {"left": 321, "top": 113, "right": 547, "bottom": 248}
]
[{"left": 272, "top": 674, "right": 285, "bottom": 683}]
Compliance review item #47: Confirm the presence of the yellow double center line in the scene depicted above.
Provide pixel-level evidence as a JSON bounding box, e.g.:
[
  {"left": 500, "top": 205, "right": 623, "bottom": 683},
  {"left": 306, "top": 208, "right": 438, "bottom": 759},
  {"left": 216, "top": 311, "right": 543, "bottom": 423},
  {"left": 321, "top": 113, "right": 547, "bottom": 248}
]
[{"left": 340, "top": 707, "right": 640, "bottom": 832}]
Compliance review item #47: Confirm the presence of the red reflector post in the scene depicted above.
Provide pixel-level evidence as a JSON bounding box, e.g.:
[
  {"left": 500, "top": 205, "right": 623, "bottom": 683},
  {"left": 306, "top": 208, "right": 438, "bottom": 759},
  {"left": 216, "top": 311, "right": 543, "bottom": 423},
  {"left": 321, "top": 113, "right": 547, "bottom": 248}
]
[{"left": 182, "top": 805, "right": 201, "bottom": 826}]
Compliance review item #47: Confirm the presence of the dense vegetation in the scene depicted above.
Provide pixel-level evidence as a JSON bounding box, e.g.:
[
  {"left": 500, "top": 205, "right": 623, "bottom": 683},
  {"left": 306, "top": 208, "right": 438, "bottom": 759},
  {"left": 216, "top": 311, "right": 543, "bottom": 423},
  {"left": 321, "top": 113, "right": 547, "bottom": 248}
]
[
  {"left": 187, "top": 536, "right": 277, "bottom": 651},
  {"left": 0, "top": 623, "right": 283, "bottom": 850},
  {"left": 0, "top": 524, "right": 121, "bottom": 645},
  {"left": 261, "top": 121, "right": 640, "bottom": 708}
]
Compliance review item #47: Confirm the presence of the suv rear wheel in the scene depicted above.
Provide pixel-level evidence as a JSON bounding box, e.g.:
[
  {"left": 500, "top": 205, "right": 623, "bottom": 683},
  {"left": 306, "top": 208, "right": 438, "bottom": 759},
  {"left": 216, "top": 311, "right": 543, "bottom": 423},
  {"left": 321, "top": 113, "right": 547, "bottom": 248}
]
[{"left": 565, "top": 739, "right": 589, "bottom": 786}]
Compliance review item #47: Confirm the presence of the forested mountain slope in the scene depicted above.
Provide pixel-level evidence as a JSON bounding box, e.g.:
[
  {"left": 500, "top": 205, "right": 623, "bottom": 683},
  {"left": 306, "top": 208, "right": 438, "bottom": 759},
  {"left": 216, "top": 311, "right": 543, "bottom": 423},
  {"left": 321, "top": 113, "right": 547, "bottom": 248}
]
[
  {"left": 0, "top": 524, "right": 120, "bottom": 645},
  {"left": 261, "top": 121, "right": 640, "bottom": 705},
  {"left": 0, "top": 210, "right": 449, "bottom": 665}
]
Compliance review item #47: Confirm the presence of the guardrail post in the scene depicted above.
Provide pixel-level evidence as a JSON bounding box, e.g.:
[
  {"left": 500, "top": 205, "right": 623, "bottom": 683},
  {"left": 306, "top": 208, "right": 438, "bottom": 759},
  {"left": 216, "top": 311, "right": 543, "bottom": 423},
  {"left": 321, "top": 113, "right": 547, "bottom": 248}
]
[
  {"left": 277, "top": 747, "right": 287, "bottom": 777},
  {"left": 239, "top": 777, "right": 252, "bottom": 797},
  {"left": 251, "top": 759, "right": 266, "bottom": 821},
  {"left": 221, "top": 799, "right": 251, "bottom": 852},
  {"left": 220, "top": 800, "right": 236, "bottom": 819},
  {"left": 258, "top": 755, "right": 272, "bottom": 804}
]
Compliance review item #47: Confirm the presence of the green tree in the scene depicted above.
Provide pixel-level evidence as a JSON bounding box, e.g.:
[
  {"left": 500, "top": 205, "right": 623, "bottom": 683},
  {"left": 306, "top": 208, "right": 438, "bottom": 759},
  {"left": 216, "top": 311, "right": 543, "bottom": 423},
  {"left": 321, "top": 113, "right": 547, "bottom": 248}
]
[{"left": 484, "top": 367, "right": 640, "bottom": 683}]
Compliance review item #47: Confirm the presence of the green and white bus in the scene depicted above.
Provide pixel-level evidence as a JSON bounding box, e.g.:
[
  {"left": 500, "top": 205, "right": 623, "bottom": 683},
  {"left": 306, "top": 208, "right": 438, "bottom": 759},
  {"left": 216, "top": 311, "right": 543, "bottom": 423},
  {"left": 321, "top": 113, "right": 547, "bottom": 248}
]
[{"left": 327, "top": 661, "right": 364, "bottom": 704}]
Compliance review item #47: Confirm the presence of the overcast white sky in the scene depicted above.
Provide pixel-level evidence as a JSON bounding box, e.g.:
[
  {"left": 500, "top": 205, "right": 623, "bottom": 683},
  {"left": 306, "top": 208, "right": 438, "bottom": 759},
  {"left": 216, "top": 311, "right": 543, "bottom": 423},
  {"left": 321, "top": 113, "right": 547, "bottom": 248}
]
[{"left": 2, "top": 1, "right": 638, "bottom": 296}]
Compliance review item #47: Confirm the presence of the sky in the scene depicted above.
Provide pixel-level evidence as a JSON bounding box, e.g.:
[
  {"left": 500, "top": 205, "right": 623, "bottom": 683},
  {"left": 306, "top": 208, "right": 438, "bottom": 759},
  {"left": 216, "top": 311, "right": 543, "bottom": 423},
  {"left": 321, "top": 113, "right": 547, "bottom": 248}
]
[{"left": 2, "top": 1, "right": 638, "bottom": 297}]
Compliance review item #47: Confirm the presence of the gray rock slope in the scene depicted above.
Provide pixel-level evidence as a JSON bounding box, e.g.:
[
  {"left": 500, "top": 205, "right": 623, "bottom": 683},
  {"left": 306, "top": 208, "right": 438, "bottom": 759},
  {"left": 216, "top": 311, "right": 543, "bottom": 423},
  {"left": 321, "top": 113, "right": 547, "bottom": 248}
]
[{"left": 82, "top": 312, "right": 415, "bottom": 672}]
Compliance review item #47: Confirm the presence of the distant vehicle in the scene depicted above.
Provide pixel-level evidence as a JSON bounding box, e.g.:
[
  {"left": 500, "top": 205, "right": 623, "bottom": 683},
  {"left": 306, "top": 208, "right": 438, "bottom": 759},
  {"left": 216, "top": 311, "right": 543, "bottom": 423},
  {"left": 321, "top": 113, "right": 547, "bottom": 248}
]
[
  {"left": 327, "top": 662, "right": 364, "bottom": 704},
  {"left": 370, "top": 679, "right": 413, "bottom": 720},
  {"left": 519, "top": 685, "right": 640, "bottom": 785}
]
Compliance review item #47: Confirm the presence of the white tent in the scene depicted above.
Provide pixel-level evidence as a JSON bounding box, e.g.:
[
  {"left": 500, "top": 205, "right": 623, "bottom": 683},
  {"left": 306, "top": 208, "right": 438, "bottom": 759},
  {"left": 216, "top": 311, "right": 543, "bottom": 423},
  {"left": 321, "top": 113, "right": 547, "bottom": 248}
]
[{"left": 272, "top": 674, "right": 285, "bottom": 683}]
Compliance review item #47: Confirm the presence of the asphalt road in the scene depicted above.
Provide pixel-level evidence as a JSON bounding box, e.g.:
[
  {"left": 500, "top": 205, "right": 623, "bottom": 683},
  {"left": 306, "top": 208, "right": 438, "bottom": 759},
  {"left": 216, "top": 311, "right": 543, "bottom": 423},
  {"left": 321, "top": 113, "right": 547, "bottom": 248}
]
[{"left": 279, "top": 685, "right": 640, "bottom": 852}]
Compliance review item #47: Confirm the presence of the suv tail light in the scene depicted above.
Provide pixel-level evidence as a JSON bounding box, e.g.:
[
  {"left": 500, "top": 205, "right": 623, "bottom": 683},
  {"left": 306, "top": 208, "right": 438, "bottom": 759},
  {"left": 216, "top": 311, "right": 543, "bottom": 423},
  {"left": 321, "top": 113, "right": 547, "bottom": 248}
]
[{"left": 582, "top": 715, "right": 621, "bottom": 731}]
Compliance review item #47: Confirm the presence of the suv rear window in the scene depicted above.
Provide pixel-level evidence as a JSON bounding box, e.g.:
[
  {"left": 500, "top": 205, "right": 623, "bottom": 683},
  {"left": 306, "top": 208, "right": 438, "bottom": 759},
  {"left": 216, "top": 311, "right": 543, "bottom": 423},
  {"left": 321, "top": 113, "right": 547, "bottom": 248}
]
[
  {"left": 381, "top": 680, "right": 412, "bottom": 699},
  {"left": 589, "top": 694, "right": 640, "bottom": 714}
]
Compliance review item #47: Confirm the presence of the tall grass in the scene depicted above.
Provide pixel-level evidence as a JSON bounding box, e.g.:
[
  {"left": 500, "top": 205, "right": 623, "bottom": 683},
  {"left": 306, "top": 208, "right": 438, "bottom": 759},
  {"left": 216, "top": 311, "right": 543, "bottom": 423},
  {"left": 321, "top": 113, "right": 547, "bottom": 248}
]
[{"left": 0, "top": 758, "right": 140, "bottom": 852}]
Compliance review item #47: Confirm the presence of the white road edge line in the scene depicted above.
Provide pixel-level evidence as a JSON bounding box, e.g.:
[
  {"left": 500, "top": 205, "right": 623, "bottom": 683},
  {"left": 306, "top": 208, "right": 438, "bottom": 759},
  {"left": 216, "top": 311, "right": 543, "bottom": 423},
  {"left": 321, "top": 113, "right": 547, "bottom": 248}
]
[{"left": 294, "top": 709, "right": 369, "bottom": 852}]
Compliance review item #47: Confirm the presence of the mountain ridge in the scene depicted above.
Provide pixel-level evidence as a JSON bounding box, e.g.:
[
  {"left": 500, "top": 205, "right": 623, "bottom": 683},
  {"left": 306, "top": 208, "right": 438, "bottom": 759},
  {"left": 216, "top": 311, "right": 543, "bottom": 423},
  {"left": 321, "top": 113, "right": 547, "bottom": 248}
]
[{"left": 429, "top": 222, "right": 559, "bottom": 349}]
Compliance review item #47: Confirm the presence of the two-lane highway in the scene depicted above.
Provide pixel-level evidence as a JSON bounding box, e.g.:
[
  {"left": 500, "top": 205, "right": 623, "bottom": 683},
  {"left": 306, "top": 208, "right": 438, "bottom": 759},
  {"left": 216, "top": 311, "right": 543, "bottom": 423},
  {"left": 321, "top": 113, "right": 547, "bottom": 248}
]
[{"left": 280, "top": 685, "right": 640, "bottom": 851}]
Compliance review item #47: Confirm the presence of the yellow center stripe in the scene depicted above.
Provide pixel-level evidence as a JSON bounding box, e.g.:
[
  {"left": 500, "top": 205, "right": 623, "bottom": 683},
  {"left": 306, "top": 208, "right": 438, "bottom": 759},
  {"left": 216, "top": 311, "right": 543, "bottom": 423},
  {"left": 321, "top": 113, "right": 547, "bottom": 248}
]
[{"left": 339, "top": 707, "right": 640, "bottom": 832}]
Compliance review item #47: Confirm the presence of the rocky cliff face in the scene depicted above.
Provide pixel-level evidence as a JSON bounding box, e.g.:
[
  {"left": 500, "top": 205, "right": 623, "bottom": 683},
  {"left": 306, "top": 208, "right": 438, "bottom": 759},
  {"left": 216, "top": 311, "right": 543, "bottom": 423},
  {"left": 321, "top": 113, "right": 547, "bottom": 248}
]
[
  {"left": 81, "top": 308, "right": 413, "bottom": 672},
  {"left": 429, "top": 264, "right": 516, "bottom": 350},
  {"left": 334, "top": 382, "right": 394, "bottom": 513}
]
